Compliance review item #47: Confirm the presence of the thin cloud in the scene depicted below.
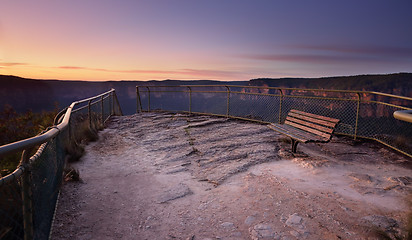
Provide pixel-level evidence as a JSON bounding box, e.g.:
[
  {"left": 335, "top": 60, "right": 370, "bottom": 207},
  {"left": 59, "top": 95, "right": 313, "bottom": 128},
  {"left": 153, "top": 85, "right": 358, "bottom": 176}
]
[
  {"left": 58, "top": 66, "right": 183, "bottom": 75},
  {"left": 240, "top": 54, "right": 366, "bottom": 64},
  {"left": 180, "top": 69, "right": 243, "bottom": 77},
  {"left": 288, "top": 44, "right": 412, "bottom": 58},
  {"left": 240, "top": 44, "right": 412, "bottom": 65},
  {"left": 0, "top": 62, "right": 28, "bottom": 67},
  {"left": 57, "top": 66, "right": 244, "bottom": 79},
  {"left": 118, "top": 69, "right": 182, "bottom": 75},
  {"left": 59, "top": 66, "right": 85, "bottom": 70},
  {"left": 58, "top": 66, "right": 110, "bottom": 72}
]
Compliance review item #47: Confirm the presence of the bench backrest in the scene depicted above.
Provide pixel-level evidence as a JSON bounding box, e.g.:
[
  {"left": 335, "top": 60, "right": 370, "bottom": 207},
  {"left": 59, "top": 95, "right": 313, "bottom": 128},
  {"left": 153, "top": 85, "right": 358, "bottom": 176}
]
[{"left": 284, "top": 110, "right": 340, "bottom": 140}]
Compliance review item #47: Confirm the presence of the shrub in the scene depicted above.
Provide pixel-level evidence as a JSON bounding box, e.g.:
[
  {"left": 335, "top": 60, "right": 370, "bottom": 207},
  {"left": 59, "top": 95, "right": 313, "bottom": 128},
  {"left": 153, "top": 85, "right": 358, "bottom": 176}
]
[{"left": 0, "top": 105, "right": 58, "bottom": 175}]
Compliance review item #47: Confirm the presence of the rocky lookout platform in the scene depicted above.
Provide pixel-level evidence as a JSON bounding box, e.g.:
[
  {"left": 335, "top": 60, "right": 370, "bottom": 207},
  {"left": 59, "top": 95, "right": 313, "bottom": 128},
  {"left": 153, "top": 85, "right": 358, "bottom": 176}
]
[{"left": 52, "top": 112, "right": 412, "bottom": 240}]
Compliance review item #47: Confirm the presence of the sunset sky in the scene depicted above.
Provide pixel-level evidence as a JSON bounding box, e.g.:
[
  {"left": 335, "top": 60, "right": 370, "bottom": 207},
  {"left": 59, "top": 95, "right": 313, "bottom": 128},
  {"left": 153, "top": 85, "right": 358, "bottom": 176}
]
[{"left": 1, "top": 0, "right": 412, "bottom": 81}]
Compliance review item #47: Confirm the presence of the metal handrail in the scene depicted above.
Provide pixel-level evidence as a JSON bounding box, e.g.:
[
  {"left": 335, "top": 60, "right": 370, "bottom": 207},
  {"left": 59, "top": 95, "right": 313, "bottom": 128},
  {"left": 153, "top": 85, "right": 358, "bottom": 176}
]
[
  {"left": 0, "top": 89, "right": 115, "bottom": 158},
  {"left": 394, "top": 110, "right": 412, "bottom": 123}
]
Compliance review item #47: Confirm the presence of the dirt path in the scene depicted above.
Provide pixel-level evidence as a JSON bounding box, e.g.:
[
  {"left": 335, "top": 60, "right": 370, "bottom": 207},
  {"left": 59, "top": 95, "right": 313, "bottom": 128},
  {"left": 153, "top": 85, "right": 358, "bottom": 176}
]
[{"left": 51, "top": 112, "right": 412, "bottom": 240}]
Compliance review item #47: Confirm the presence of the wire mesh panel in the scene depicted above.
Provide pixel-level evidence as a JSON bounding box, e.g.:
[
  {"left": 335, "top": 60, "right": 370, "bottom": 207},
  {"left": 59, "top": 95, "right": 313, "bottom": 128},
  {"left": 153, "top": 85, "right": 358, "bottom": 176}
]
[
  {"left": 103, "top": 95, "right": 111, "bottom": 122},
  {"left": 30, "top": 136, "right": 65, "bottom": 240},
  {"left": 0, "top": 179, "right": 24, "bottom": 239},
  {"left": 90, "top": 100, "right": 103, "bottom": 131},
  {"left": 190, "top": 86, "right": 227, "bottom": 116},
  {"left": 227, "top": 86, "right": 280, "bottom": 122},
  {"left": 113, "top": 93, "right": 123, "bottom": 116},
  {"left": 137, "top": 86, "right": 190, "bottom": 112},
  {"left": 155, "top": 87, "right": 190, "bottom": 112},
  {"left": 71, "top": 107, "right": 93, "bottom": 145},
  {"left": 357, "top": 100, "right": 412, "bottom": 154},
  {"left": 137, "top": 87, "right": 149, "bottom": 112}
]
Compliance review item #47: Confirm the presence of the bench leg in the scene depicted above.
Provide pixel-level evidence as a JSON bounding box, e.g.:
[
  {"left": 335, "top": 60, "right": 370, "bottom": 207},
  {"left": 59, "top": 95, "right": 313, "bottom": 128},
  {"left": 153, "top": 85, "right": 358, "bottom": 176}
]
[{"left": 291, "top": 139, "right": 299, "bottom": 153}]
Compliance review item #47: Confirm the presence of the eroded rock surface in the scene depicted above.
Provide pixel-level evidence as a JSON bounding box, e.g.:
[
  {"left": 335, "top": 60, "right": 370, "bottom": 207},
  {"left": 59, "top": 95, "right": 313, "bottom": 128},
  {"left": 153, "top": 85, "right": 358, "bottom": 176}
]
[{"left": 52, "top": 112, "right": 412, "bottom": 240}]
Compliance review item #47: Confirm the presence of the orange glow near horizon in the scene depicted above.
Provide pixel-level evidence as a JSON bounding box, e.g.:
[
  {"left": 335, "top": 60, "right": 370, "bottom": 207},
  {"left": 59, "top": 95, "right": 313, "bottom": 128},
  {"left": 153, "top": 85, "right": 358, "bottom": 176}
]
[{"left": 0, "top": 63, "right": 262, "bottom": 81}]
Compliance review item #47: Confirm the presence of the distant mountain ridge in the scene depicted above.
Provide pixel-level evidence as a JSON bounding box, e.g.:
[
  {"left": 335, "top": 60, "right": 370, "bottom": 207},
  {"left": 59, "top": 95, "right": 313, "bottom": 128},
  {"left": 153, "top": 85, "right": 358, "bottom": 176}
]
[
  {"left": 1, "top": 73, "right": 411, "bottom": 114},
  {"left": 0, "top": 75, "right": 246, "bottom": 114},
  {"left": 249, "top": 73, "right": 412, "bottom": 96}
]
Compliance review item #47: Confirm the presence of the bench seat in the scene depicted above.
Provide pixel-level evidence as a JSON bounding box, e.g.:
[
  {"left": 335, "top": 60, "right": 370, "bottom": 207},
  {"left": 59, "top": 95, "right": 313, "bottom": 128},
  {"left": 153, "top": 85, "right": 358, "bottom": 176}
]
[{"left": 268, "top": 110, "right": 340, "bottom": 153}]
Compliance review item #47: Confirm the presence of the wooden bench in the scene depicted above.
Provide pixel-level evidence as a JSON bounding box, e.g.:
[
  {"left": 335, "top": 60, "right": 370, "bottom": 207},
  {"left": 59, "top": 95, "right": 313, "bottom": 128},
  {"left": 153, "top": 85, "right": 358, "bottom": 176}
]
[{"left": 267, "top": 110, "right": 340, "bottom": 153}]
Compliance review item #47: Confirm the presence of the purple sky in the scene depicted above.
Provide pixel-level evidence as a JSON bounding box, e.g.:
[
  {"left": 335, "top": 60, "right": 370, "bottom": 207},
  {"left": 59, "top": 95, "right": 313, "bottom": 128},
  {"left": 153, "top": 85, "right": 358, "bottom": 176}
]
[{"left": 1, "top": 0, "right": 412, "bottom": 81}]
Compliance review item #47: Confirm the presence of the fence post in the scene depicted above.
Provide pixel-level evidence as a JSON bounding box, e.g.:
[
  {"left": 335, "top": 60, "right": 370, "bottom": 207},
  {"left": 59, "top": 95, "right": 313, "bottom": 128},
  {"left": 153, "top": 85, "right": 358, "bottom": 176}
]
[
  {"left": 21, "top": 150, "right": 34, "bottom": 240},
  {"left": 101, "top": 96, "right": 104, "bottom": 123},
  {"left": 354, "top": 93, "right": 361, "bottom": 140},
  {"left": 88, "top": 100, "right": 92, "bottom": 130},
  {"left": 146, "top": 87, "right": 151, "bottom": 112},
  {"left": 136, "top": 87, "right": 143, "bottom": 113},
  {"left": 68, "top": 118, "right": 72, "bottom": 143},
  {"left": 114, "top": 91, "right": 123, "bottom": 116},
  {"left": 136, "top": 87, "right": 140, "bottom": 113},
  {"left": 225, "top": 86, "right": 230, "bottom": 117},
  {"left": 111, "top": 92, "right": 114, "bottom": 116},
  {"left": 187, "top": 86, "right": 192, "bottom": 114},
  {"left": 278, "top": 89, "right": 284, "bottom": 124}
]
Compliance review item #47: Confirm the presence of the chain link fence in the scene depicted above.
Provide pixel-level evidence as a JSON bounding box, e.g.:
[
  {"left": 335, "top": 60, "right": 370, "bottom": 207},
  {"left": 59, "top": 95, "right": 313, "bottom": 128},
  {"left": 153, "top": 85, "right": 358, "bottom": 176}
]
[
  {"left": 137, "top": 85, "right": 412, "bottom": 158},
  {"left": 0, "top": 89, "right": 122, "bottom": 240}
]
